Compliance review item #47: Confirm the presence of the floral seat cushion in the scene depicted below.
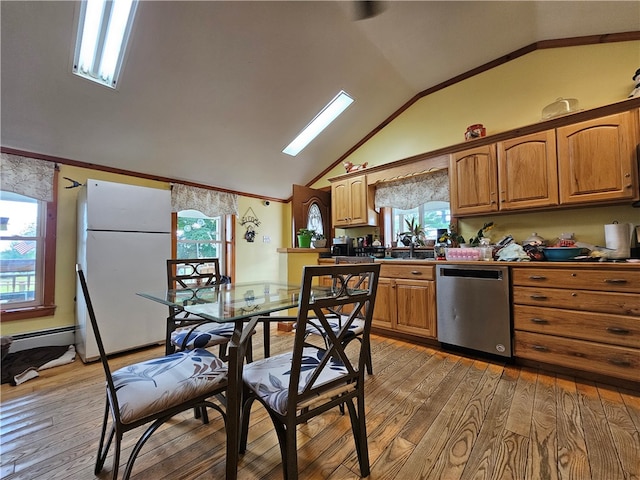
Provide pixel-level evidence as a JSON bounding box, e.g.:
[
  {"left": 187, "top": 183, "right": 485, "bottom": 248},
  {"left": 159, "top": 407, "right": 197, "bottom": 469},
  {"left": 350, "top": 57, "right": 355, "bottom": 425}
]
[
  {"left": 112, "top": 348, "right": 227, "bottom": 424},
  {"left": 242, "top": 347, "right": 348, "bottom": 416},
  {"left": 170, "top": 323, "right": 236, "bottom": 351},
  {"left": 304, "top": 316, "right": 365, "bottom": 339}
]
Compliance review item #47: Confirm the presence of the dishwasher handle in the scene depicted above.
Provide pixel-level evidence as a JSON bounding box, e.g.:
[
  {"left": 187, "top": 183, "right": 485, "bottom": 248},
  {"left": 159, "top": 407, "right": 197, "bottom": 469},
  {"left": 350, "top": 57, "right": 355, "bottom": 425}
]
[{"left": 439, "top": 268, "right": 504, "bottom": 280}]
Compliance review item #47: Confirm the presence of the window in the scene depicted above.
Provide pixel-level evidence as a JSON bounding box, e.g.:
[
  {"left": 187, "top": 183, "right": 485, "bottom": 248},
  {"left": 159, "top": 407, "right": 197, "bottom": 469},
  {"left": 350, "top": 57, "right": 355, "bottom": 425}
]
[
  {"left": 392, "top": 201, "right": 450, "bottom": 241},
  {"left": 0, "top": 192, "right": 46, "bottom": 309},
  {"left": 176, "top": 210, "right": 225, "bottom": 271}
]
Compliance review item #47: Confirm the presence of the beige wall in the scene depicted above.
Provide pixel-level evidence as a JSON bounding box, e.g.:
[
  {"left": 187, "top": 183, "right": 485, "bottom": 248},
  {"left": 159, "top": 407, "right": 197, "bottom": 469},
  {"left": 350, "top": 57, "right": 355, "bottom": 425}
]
[
  {"left": 313, "top": 40, "right": 640, "bottom": 247},
  {"left": 316, "top": 41, "right": 640, "bottom": 183}
]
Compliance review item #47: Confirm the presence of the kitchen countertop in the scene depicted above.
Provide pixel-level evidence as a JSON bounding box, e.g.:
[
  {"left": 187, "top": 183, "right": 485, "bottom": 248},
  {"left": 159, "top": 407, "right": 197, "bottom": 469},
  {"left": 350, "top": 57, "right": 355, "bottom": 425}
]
[{"left": 373, "top": 258, "right": 640, "bottom": 269}]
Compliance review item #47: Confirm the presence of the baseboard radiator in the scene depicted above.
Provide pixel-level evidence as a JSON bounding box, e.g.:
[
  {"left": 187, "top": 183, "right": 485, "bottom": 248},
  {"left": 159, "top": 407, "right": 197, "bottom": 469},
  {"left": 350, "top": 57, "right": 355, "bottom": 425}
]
[{"left": 6, "top": 326, "right": 75, "bottom": 353}]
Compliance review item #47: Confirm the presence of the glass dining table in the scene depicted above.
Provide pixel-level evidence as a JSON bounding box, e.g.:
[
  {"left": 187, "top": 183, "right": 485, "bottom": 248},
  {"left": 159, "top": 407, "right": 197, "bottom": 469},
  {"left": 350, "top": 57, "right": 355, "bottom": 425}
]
[{"left": 137, "top": 280, "right": 331, "bottom": 479}]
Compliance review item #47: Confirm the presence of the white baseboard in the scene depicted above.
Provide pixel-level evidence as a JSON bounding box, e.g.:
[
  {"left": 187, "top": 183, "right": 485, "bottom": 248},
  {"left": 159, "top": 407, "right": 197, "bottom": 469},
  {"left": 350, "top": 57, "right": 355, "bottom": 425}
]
[{"left": 7, "top": 327, "right": 75, "bottom": 353}]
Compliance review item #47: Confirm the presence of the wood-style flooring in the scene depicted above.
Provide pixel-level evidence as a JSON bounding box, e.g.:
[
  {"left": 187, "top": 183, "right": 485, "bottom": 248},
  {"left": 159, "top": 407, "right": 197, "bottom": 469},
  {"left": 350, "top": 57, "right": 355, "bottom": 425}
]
[{"left": 1, "top": 328, "right": 639, "bottom": 480}]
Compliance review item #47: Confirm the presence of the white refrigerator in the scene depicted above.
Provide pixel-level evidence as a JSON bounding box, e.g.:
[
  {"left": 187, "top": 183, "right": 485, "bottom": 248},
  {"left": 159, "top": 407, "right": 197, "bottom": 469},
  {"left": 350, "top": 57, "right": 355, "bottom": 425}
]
[{"left": 76, "top": 179, "right": 171, "bottom": 362}]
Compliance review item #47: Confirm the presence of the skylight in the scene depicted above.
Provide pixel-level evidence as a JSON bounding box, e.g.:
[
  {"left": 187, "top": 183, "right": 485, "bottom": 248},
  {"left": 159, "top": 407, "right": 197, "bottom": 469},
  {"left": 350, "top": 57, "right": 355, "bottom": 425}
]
[
  {"left": 283, "top": 90, "right": 354, "bottom": 156},
  {"left": 73, "top": 0, "right": 138, "bottom": 89}
]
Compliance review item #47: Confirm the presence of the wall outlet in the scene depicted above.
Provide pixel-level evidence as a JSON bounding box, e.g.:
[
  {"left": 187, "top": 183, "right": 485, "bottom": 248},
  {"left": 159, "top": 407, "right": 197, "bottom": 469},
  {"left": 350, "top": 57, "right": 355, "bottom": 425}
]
[{"left": 263, "top": 236, "right": 271, "bottom": 243}]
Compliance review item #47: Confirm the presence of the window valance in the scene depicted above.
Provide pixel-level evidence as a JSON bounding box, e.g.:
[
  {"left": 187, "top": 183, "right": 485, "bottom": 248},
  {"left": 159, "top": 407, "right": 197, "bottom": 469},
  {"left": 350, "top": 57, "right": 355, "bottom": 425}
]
[
  {"left": 171, "top": 183, "right": 238, "bottom": 217},
  {"left": 374, "top": 169, "right": 449, "bottom": 210},
  {"left": 0, "top": 153, "right": 56, "bottom": 202}
]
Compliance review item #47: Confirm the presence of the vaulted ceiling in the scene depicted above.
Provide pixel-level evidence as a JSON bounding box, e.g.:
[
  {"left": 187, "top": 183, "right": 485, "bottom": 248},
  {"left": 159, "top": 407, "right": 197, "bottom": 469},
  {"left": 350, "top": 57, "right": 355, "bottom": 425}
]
[{"left": 2, "top": 1, "right": 639, "bottom": 200}]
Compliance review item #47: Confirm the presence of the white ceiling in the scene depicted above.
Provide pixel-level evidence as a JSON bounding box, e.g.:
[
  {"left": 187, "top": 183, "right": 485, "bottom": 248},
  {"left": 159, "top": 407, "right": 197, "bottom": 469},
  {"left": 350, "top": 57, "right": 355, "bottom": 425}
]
[{"left": 2, "top": 1, "right": 639, "bottom": 200}]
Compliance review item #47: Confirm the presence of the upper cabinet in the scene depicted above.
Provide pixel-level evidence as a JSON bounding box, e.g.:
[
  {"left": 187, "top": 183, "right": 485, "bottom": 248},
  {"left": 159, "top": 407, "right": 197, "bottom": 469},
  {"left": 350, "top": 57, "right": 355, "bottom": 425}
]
[
  {"left": 331, "top": 174, "right": 377, "bottom": 227},
  {"left": 497, "top": 130, "right": 559, "bottom": 211},
  {"left": 557, "top": 111, "right": 639, "bottom": 205},
  {"left": 449, "top": 145, "right": 498, "bottom": 216},
  {"left": 450, "top": 108, "right": 640, "bottom": 217}
]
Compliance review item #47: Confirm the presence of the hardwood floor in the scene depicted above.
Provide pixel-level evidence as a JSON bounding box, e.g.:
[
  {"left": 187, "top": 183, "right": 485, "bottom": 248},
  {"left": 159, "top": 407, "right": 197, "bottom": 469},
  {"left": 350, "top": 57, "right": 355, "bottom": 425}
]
[{"left": 1, "top": 328, "right": 639, "bottom": 480}]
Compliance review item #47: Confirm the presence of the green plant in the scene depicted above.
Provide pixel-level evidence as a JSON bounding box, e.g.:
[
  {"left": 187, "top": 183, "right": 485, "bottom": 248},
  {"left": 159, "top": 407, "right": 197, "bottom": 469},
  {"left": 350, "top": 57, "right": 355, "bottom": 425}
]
[
  {"left": 297, "top": 228, "right": 315, "bottom": 237},
  {"left": 438, "top": 224, "right": 465, "bottom": 246},
  {"left": 400, "top": 218, "right": 425, "bottom": 246},
  {"left": 468, "top": 222, "right": 495, "bottom": 246}
]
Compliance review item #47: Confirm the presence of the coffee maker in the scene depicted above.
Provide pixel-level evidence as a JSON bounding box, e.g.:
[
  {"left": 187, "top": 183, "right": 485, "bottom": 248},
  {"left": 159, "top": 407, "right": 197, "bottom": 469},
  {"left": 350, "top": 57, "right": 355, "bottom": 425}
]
[{"left": 331, "top": 237, "right": 354, "bottom": 256}]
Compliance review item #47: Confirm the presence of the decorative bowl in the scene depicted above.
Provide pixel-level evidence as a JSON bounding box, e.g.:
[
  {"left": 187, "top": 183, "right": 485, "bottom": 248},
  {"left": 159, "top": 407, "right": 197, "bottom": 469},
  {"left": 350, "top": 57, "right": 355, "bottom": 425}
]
[{"left": 542, "top": 247, "right": 583, "bottom": 261}]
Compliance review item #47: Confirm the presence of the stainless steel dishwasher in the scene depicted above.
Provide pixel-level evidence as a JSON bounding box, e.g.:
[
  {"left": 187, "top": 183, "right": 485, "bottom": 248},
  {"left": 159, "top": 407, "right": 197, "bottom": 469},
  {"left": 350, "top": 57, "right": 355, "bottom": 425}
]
[{"left": 436, "top": 264, "right": 512, "bottom": 357}]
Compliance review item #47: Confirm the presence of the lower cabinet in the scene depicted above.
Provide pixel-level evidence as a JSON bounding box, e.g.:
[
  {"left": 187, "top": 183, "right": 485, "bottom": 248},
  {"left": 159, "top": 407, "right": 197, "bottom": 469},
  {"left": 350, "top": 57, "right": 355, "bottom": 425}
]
[
  {"left": 512, "top": 266, "right": 640, "bottom": 382},
  {"left": 372, "top": 264, "right": 437, "bottom": 339}
]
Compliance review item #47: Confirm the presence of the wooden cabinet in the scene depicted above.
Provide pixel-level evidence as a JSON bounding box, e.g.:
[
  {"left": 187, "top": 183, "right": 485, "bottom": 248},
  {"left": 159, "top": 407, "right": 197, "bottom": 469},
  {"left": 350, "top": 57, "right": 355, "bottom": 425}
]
[
  {"left": 331, "top": 174, "right": 377, "bottom": 227},
  {"left": 449, "top": 145, "right": 498, "bottom": 216},
  {"left": 557, "top": 111, "right": 639, "bottom": 205},
  {"left": 497, "top": 130, "right": 559, "bottom": 210},
  {"left": 450, "top": 109, "right": 640, "bottom": 217},
  {"left": 512, "top": 266, "right": 640, "bottom": 382},
  {"left": 372, "top": 263, "right": 436, "bottom": 339}
]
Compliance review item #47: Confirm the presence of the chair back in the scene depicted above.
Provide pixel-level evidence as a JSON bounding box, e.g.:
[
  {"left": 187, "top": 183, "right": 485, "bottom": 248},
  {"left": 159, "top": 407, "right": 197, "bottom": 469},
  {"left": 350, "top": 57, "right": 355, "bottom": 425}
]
[
  {"left": 76, "top": 265, "right": 121, "bottom": 416},
  {"left": 290, "top": 263, "right": 380, "bottom": 412},
  {"left": 167, "top": 258, "right": 222, "bottom": 289}
]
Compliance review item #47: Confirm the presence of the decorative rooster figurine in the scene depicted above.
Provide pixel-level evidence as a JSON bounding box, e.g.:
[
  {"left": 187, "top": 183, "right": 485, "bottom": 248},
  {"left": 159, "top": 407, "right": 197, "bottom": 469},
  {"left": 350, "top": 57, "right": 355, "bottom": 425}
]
[{"left": 343, "top": 161, "right": 368, "bottom": 173}]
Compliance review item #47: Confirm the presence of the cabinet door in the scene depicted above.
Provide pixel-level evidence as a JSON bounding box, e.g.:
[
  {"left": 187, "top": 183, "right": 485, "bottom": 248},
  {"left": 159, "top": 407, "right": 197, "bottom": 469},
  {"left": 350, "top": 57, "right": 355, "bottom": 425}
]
[
  {"left": 557, "top": 111, "right": 639, "bottom": 204},
  {"left": 372, "top": 277, "right": 393, "bottom": 329},
  {"left": 450, "top": 145, "right": 498, "bottom": 215},
  {"left": 331, "top": 180, "right": 351, "bottom": 227},
  {"left": 348, "top": 176, "right": 368, "bottom": 225},
  {"left": 497, "top": 130, "right": 559, "bottom": 210},
  {"left": 394, "top": 279, "right": 436, "bottom": 338}
]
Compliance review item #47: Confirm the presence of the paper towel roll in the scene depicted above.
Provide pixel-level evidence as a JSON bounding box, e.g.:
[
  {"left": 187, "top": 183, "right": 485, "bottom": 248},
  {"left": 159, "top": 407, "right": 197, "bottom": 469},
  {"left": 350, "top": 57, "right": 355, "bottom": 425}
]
[{"left": 604, "top": 222, "right": 631, "bottom": 259}]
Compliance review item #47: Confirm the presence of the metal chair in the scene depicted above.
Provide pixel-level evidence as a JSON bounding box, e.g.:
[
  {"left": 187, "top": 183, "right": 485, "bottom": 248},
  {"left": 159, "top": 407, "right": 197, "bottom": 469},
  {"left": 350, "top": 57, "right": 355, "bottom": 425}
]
[
  {"left": 165, "top": 258, "right": 237, "bottom": 358},
  {"left": 305, "top": 256, "right": 376, "bottom": 374},
  {"left": 239, "top": 263, "right": 381, "bottom": 479},
  {"left": 76, "top": 265, "right": 227, "bottom": 480}
]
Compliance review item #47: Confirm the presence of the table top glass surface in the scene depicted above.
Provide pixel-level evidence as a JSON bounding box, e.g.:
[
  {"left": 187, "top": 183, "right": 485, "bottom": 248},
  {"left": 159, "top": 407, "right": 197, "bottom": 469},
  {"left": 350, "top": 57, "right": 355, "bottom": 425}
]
[{"left": 138, "top": 281, "right": 331, "bottom": 322}]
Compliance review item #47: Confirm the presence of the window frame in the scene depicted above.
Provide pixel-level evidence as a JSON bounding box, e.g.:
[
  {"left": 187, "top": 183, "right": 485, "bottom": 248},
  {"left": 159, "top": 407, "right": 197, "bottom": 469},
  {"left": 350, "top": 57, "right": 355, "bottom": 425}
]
[
  {"left": 1, "top": 170, "right": 58, "bottom": 321},
  {"left": 391, "top": 201, "right": 451, "bottom": 242}
]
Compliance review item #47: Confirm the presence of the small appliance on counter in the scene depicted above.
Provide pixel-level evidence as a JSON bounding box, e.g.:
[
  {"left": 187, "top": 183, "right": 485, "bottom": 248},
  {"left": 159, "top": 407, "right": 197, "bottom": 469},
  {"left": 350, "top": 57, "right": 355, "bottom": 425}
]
[{"left": 331, "top": 236, "right": 354, "bottom": 256}]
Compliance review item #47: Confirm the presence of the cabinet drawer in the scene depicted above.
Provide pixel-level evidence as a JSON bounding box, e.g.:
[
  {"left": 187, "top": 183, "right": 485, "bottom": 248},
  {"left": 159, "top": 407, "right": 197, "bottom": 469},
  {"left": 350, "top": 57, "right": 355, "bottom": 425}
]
[
  {"left": 513, "top": 286, "right": 640, "bottom": 316},
  {"left": 514, "top": 331, "right": 640, "bottom": 382},
  {"left": 512, "top": 268, "right": 640, "bottom": 293},
  {"left": 513, "top": 304, "right": 640, "bottom": 348},
  {"left": 380, "top": 264, "right": 434, "bottom": 280}
]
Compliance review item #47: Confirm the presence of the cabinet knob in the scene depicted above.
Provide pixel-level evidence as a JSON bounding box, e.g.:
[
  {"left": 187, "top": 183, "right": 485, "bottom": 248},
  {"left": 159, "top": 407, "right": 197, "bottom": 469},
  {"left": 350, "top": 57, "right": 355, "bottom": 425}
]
[{"left": 571, "top": 292, "right": 577, "bottom": 297}]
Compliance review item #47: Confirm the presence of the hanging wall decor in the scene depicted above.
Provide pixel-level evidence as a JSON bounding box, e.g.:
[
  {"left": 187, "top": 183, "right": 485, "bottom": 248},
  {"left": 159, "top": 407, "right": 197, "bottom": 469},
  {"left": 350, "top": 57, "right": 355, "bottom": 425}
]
[{"left": 239, "top": 207, "right": 261, "bottom": 242}]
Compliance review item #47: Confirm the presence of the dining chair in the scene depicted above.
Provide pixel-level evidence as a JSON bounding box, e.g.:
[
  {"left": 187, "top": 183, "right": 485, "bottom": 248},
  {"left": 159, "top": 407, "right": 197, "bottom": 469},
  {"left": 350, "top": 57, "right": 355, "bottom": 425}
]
[
  {"left": 76, "top": 265, "right": 228, "bottom": 480},
  {"left": 165, "top": 258, "right": 237, "bottom": 358},
  {"left": 239, "top": 263, "right": 381, "bottom": 479},
  {"left": 304, "top": 256, "right": 376, "bottom": 374}
]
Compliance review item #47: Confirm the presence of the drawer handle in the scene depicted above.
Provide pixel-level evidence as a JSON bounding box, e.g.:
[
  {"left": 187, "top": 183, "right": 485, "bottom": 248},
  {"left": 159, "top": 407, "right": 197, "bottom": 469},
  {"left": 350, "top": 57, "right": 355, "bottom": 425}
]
[
  {"left": 605, "top": 279, "right": 628, "bottom": 284},
  {"left": 532, "top": 345, "right": 548, "bottom": 352},
  {"left": 606, "top": 327, "right": 630, "bottom": 335},
  {"left": 530, "top": 294, "right": 548, "bottom": 300},
  {"left": 529, "top": 275, "right": 547, "bottom": 280},
  {"left": 608, "top": 358, "right": 632, "bottom": 367},
  {"left": 530, "top": 318, "right": 549, "bottom": 324},
  {"left": 410, "top": 271, "right": 423, "bottom": 276}
]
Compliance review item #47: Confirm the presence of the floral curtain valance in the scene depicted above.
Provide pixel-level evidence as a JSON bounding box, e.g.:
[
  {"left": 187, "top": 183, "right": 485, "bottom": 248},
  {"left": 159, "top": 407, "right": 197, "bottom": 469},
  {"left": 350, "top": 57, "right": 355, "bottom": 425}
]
[
  {"left": 0, "top": 153, "right": 56, "bottom": 202},
  {"left": 171, "top": 183, "right": 239, "bottom": 217},
  {"left": 374, "top": 169, "right": 449, "bottom": 210}
]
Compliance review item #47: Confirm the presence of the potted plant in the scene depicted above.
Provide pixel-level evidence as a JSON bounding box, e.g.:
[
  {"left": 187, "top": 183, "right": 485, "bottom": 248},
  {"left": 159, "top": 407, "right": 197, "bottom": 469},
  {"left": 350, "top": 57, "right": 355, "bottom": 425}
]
[
  {"left": 468, "top": 222, "right": 495, "bottom": 246},
  {"left": 399, "top": 218, "right": 426, "bottom": 247},
  {"left": 311, "top": 232, "right": 327, "bottom": 248},
  {"left": 438, "top": 224, "right": 465, "bottom": 248},
  {"left": 297, "top": 228, "right": 315, "bottom": 248}
]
